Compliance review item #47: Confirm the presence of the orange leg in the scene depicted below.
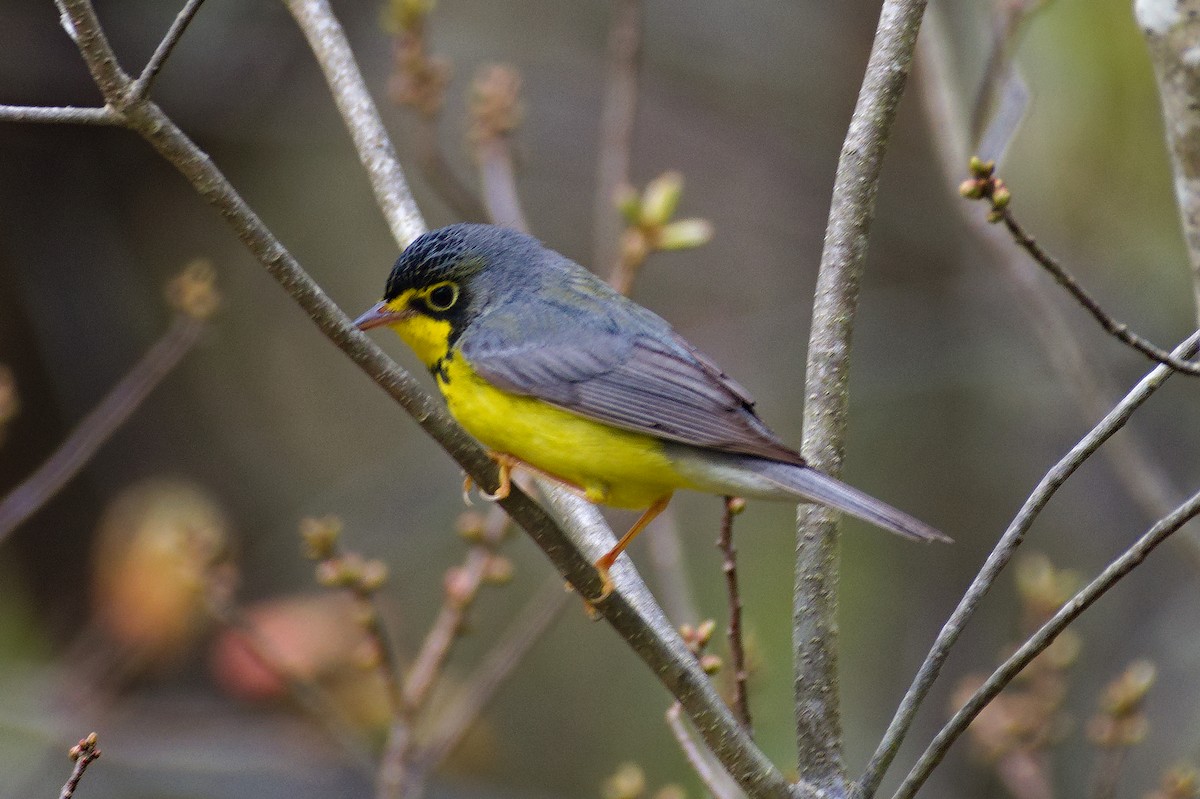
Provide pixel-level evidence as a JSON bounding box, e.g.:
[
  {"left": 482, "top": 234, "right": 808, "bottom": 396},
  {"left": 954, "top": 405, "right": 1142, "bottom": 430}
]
[
  {"left": 477, "top": 453, "right": 517, "bottom": 501},
  {"left": 593, "top": 495, "right": 672, "bottom": 601}
]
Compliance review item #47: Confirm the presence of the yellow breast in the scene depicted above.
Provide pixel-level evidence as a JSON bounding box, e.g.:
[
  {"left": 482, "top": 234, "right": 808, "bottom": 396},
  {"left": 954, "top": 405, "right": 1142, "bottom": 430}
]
[
  {"left": 387, "top": 312, "right": 689, "bottom": 508},
  {"left": 440, "top": 351, "right": 687, "bottom": 509}
]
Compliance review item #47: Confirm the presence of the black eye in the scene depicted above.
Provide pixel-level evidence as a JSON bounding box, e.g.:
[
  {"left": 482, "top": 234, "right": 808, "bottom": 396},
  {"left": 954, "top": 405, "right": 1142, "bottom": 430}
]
[{"left": 425, "top": 282, "right": 459, "bottom": 312}]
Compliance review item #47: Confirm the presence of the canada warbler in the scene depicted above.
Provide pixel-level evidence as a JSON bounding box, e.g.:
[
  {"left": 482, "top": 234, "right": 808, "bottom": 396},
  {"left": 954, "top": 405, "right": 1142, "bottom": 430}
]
[{"left": 355, "top": 223, "right": 947, "bottom": 598}]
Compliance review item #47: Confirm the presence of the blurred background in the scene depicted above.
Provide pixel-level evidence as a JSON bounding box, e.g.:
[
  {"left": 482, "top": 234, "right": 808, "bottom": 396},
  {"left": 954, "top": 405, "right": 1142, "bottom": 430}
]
[{"left": 2, "top": 0, "right": 1199, "bottom": 797}]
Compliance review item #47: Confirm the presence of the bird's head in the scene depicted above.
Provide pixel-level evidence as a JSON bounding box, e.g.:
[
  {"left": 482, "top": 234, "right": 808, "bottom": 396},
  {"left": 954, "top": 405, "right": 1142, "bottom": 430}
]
[{"left": 353, "top": 223, "right": 545, "bottom": 365}]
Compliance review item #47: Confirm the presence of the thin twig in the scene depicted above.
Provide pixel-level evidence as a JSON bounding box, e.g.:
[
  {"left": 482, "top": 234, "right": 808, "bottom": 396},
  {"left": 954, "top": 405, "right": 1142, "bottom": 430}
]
[
  {"left": 44, "top": 4, "right": 798, "bottom": 793},
  {"left": 995, "top": 206, "right": 1200, "bottom": 375},
  {"left": 60, "top": 733, "right": 101, "bottom": 799},
  {"left": 0, "top": 316, "right": 204, "bottom": 546},
  {"left": 893, "top": 487, "right": 1200, "bottom": 799},
  {"left": 0, "top": 105, "right": 118, "bottom": 125},
  {"left": 414, "top": 574, "right": 568, "bottom": 774},
  {"left": 913, "top": 8, "right": 1200, "bottom": 574},
  {"left": 718, "top": 497, "right": 752, "bottom": 734},
  {"left": 592, "top": 0, "right": 642, "bottom": 276},
  {"left": 667, "top": 703, "right": 745, "bottom": 799},
  {"left": 858, "top": 331, "right": 1200, "bottom": 799},
  {"left": 799, "top": 0, "right": 928, "bottom": 789},
  {"left": 129, "top": 0, "right": 206, "bottom": 101}
]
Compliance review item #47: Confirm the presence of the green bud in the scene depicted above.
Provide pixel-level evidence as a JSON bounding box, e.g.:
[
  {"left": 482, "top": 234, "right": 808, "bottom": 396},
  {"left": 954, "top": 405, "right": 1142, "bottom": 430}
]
[
  {"left": 641, "top": 171, "right": 683, "bottom": 226},
  {"left": 657, "top": 219, "right": 713, "bottom": 251}
]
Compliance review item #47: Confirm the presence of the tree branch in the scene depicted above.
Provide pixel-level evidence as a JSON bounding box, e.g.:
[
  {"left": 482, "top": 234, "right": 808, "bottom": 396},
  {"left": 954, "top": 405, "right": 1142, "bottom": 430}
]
[
  {"left": 913, "top": 6, "right": 1200, "bottom": 573},
  {"left": 129, "top": 0, "right": 206, "bottom": 101},
  {"left": 798, "top": 0, "right": 928, "bottom": 790},
  {"left": 893, "top": 489, "right": 1200, "bottom": 799},
  {"left": 719, "top": 497, "right": 752, "bottom": 733},
  {"left": 858, "top": 330, "right": 1200, "bottom": 798},
  {"left": 60, "top": 733, "right": 101, "bottom": 799},
  {"left": 958, "top": 160, "right": 1200, "bottom": 376},
  {"left": 0, "top": 105, "right": 117, "bottom": 124},
  {"left": 996, "top": 205, "right": 1200, "bottom": 375}
]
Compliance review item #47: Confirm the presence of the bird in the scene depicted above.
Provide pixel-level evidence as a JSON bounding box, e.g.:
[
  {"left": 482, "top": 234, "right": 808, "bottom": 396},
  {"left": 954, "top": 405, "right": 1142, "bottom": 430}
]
[{"left": 355, "top": 223, "right": 948, "bottom": 599}]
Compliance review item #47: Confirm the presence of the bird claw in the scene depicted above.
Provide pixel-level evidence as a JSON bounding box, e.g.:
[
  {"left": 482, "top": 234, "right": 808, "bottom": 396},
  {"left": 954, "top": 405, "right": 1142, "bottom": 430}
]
[{"left": 479, "top": 453, "right": 513, "bottom": 501}]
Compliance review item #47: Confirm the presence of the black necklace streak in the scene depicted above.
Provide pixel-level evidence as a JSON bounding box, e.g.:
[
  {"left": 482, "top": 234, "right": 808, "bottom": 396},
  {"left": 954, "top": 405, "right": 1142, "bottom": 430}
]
[{"left": 430, "top": 347, "right": 454, "bottom": 385}]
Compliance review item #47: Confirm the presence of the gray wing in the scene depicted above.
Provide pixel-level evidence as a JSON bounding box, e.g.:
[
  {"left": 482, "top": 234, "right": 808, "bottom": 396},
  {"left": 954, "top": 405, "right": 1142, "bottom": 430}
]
[{"left": 459, "top": 291, "right": 805, "bottom": 465}]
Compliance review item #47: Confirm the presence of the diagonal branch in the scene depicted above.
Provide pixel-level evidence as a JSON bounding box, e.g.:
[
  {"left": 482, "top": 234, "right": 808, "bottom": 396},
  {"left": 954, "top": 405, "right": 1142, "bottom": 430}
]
[
  {"left": 892, "top": 487, "right": 1200, "bottom": 799},
  {"left": 129, "top": 0, "right": 206, "bottom": 101},
  {"left": 0, "top": 315, "right": 205, "bottom": 546},
  {"left": 996, "top": 206, "right": 1200, "bottom": 375},
  {"left": 798, "top": 0, "right": 929, "bottom": 791},
  {"left": 857, "top": 330, "right": 1200, "bottom": 798}
]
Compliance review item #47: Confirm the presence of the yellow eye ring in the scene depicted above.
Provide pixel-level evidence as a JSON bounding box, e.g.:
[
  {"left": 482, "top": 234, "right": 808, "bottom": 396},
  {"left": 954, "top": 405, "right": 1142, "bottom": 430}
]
[{"left": 424, "top": 281, "right": 459, "bottom": 312}]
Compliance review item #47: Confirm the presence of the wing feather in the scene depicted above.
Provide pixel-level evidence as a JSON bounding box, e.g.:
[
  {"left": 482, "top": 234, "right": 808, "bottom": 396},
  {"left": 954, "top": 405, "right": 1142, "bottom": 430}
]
[{"left": 459, "top": 291, "right": 803, "bottom": 464}]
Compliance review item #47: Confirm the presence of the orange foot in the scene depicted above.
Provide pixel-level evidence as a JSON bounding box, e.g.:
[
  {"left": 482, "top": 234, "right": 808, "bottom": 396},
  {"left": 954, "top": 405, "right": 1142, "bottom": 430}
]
[
  {"left": 466, "top": 452, "right": 514, "bottom": 502},
  {"left": 592, "top": 554, "right": 617, "bottom": 602}
]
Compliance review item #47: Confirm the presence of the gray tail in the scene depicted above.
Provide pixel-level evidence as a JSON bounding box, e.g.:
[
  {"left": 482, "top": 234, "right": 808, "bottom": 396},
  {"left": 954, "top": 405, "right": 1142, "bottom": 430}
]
[{"left": 749, "top": 459, "right": 950, "bottom": 544}]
